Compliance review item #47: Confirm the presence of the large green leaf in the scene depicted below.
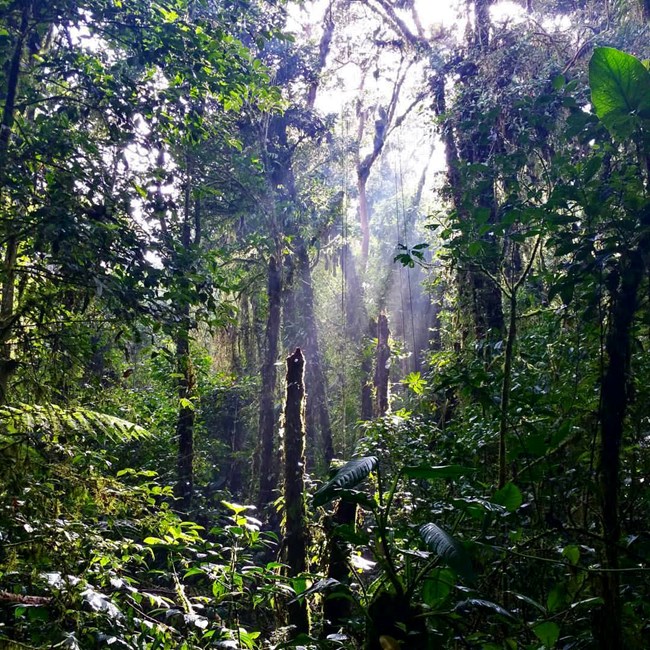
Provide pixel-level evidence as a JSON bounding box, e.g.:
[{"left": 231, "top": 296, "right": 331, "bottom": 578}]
[
  {"left": 492, "top": 482, "right": 523, "bottom": 513},
  {"left": 312, "top": 456, "right": 378, "bottom": 507},
  {"left": 533, "top": 621, "right": 560, "bottom": 648},
  {"left": 589, "top": 47, "right": 650, "bottom": 139},
  {"left": 420, "top": 523, "right": 475, "bottom": 583}
]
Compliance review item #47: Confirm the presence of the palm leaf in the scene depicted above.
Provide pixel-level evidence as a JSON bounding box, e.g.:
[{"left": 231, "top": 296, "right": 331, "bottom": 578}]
[{"left": 313, "top": 456, "right": 378, "bottom": 507}]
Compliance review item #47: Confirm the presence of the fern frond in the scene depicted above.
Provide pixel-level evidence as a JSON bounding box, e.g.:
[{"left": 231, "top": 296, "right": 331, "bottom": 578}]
[{"left": 0, "top": 403, "right": 152, "bottom": 445}]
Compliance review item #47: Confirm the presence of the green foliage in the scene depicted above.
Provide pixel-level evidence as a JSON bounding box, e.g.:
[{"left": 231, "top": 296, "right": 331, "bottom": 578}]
[
  {"left": 590, "top": 46, "right": 650, "bottom": 139},
  {"left": 419, "top": 522, "right": 475, "bottom": 583},
  {"left": 0, "top": 399, "right": 285, "bottom": 648},
  {"left": 0, "top": 403, "right": 151, "bottom": 444},
  {"left": 312, "top": 456, "right": 378, "bottom": 506}
]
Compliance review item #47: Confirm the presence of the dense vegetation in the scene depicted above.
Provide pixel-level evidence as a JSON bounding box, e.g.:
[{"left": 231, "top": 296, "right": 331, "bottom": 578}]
[{"left": 0, "top": 0, "right": 648, "bottom": 648}]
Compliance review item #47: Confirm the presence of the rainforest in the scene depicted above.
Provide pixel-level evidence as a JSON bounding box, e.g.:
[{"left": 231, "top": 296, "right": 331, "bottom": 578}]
[{"left": 0, "top": 0, "right": 648, "bottom": 648}]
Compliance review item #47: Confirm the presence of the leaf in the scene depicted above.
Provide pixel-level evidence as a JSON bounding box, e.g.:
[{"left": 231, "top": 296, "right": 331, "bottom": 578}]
[
  {"left": 421, "top": 568, "right": 455, "bottom": 607},
  {"left": 589, "top": 47, "right": 650, "bottom": 139},
  {"left": 403, "top": 465, "right": 473, "bottom": 480},
  {"left": 492, "top": 482, "right": 523, "bottom": 513},
  {"left": 313, "top": 456, "right": 378, "bottom": 507},
  {"left": 0, "top": 403, "right": 151, "bottom": 444},
  {"left": 533, "top": 621, "right": 560, "bottom": 648},
  {"left": 562, "top": 544, "right": 580, "bottom": 565},
  {"left": 403, "top": 371, "right": 427, "bottom": 395},
  {"left": 546, "top": 584, "right": 566, "bottom": 612},
  {"left": 420, "top": 523, "right": 475, "bottom": 583},
  {"left": 455, "top": 598, "right": 517, "bottom": 621}
]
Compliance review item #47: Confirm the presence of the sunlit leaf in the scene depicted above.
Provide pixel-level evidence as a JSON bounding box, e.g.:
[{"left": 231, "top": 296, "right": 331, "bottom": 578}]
[
  {"left": 455, "top": 598, "right": 517, "bottom": 621},
  {"left": 403, "top": 465, "right": 473, "bottom": 480},
  {"left": 313, "top": 456, "right": 378, "bottom": 507},
  {"left": 589, "top": 47, "right": 650, "bottom": 139}
]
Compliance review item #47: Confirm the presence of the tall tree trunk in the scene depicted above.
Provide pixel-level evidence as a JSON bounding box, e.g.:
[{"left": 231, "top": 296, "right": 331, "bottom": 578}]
[
  {"left": 258, "top": 255, "right": 282, "bottom": 509},
  {"left": 361, "top": 318, "right": 375, "bottom": 421},
  {"left": 597, "top": 249, "right": 644, "bottom": 650},
  {"left": 174, "top": 310, "right": 195, "bottom": 510},
  {"left": 0, "top": 1, "right": 32, "bottom": 403},
  {"left": 174, "top": 184, "right": 199, "bottom": 511},
  {"left": 374, "top": 314, "right": 390, "bottom": 416},
  {"left": 432, "top": 25, "right": 504, "bottom": 344},
  {"left": 283, "top": 348, "right": 310, "bottom": 634},
  {"left": 297, "top": 241, "right": 334, "bottom": 466},
  {"left": 341, "top": 244, "right": 373, "bottom": 420},
  {"left": 357, "top": 171, "right": 371, "bottom": 266}
]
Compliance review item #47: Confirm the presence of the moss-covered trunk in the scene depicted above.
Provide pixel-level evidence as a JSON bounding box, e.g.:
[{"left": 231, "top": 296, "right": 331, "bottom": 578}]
[{"left": 283, "top": 347, "right": 309, "bottom": 634}]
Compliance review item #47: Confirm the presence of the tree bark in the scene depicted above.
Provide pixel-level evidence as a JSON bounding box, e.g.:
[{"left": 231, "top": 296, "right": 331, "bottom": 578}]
[
  {"left": 174, "top": 182, "right": 199, "bottom": 511},
  {"left": 597, "top": 249, "right": 644, "bottom": 650},
  {"left": 0, "top": 1, "right": 32, "bottom": 403},
  {"left": 432, "top": 68, "right": 504, "bottom": 343},
  {"left": 174, "top": 312, "right": 195, "bottom": 510},
  {"left": 374, "top": 314, "right": 390, "bottom": 416},
  {"left": 296, "top": 240, "right": 334, "bottom": 466},
  {"left": 282, "top": 348, "right": 310, "bottom": 634},
  {"left": 361, "top": 318, "right": 375, "bottom": 421},
  {"left": 323, "top": 499, "right": 356, "bottom": 635},
  {"left": 258, "top": 255, "right": 282, "bottom": 509}
]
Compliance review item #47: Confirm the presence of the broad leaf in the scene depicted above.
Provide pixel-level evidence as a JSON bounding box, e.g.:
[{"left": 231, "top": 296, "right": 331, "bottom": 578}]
[
  {"left": 454, "top": 598, "right": 517, "bottom": 621},
  {"left": 492, "top": 482, "right": 523, "bottom": 513},
  {"left": 420, "top": 523, "right": 475, "bottom": 583},
  {"left": 533, "top": 621, "right": 560, "bottom": 648},
  {"left": 313, "top": 456, "right": 378, "bottom": 507},
  {"left": 455, "top": 598, "right": 517, "bottom": 621},
  {"left": 589, "top": 47, "right": 650, "bottom": 139},
  {"left": 403, "top": 464, "right": 473, "bottom": 480}
]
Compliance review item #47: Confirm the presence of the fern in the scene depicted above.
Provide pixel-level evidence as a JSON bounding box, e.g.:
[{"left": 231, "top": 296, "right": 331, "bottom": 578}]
[{"left": 0, "top": 403, "right": 152, "bottom": 446}]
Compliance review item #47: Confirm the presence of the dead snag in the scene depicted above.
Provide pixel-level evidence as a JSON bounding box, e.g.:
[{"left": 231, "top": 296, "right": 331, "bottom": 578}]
[{"left": 283, "top": 347, "right": 310, "bottom": 634}]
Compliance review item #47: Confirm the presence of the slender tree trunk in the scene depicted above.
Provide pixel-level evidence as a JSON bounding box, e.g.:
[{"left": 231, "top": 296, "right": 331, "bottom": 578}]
[
  {"left": 226, "top": 392, "right": 245, "bottom": 496},
  {"left": 498, "top": 292, "right": 516, "bottom": 488},
  {"left": 297, "top": 241, "right": 334, "bottom": 466},
  {"left": 174, "top": 184, "right": 199, "bottom": 511},
  {"left": 361, "top": 318, "right": 375, "bottom": 421},
  {"left": 0, "top": 1, "right": 32, "bottom": 403},
  {"left": 258, "top": 255, "right": 282, "bottom": 509},
  {"left": 283, "top": 348, "right": 310, "bottom": 634},
  {"left": 341, "top": 244, "right": 374, "bottom": 420},
  {"left": 357, "top": 172, "right": 371, "bottom": 266},
  {"left": 597, "top": 250, "right": 644, "bottom": 650},
  {"left": 374, "top": 314, "right": 390, "bottom": 416},
  {"left": 174, "top": 310, "right": 195, "bottom": 510}
]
